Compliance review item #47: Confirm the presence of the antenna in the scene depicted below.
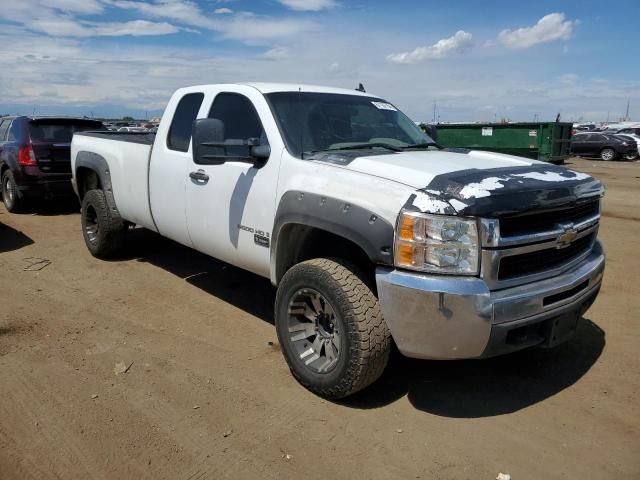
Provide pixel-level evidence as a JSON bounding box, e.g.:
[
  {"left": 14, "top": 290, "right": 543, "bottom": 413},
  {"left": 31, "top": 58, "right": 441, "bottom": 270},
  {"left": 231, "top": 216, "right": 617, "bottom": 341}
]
[{"left": 356, "top": 83, "right": 366, "bottom": 93}]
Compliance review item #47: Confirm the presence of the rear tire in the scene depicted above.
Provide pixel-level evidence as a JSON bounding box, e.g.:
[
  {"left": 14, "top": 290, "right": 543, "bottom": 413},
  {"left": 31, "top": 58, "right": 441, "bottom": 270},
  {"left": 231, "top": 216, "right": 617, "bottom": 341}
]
[
  {"left": 81, "top": 189, "right": 126, "bottom": 258},
  {"left": 600, "top": 148, "right": 616, "bottom": 161},
  {"left": 275, "top": 258, "right": 391, "bottom": 399},
  {"left": 2, "top": 170, "right": 25, "bottom": 213}
]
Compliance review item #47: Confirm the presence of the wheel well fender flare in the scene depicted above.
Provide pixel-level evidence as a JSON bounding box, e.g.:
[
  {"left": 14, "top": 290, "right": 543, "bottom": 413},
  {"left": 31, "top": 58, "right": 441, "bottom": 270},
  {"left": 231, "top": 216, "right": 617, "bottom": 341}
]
[
  {"left": 270, "top": 191, "right": 395, "bottom": 284},
  {"left": 75, "top": 151, "right": 121, "bottom": 219}
]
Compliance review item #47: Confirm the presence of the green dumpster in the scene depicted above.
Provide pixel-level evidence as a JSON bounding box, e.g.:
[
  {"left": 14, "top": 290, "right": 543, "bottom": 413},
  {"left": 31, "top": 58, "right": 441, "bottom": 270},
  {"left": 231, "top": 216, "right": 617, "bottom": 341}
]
[{"left": 431, "top": 122, "right": 573, "bottom": 163}]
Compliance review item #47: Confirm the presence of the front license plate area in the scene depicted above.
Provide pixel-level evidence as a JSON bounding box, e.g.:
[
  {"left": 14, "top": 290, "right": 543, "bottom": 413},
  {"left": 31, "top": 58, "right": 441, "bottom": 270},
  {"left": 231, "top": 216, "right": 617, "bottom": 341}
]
[{"left": 541, "top": 312, "right": 579, "bottom": 348}]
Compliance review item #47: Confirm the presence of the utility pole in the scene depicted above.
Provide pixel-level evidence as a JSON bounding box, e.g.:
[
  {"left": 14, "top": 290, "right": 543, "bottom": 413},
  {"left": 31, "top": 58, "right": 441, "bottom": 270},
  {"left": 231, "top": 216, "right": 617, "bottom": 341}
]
[
  {"left": 432, "top": 101, "right": 436, "bottom": 124},
  {"left": 625, "top": 99, "right": 630, "bottom": 121}
]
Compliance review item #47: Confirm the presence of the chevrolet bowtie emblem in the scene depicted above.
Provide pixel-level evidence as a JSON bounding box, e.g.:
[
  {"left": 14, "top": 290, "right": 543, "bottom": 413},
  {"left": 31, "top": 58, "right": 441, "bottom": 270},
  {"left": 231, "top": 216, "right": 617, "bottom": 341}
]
[{"left": 557, "top": 226, "right": 578, "bottom": 248}]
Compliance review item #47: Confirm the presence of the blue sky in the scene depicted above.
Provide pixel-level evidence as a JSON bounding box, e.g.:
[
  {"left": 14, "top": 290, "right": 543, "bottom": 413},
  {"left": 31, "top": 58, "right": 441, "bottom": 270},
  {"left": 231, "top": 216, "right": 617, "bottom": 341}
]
[{"left": 0, "top": 0, "right": 638, "bottom": 122}]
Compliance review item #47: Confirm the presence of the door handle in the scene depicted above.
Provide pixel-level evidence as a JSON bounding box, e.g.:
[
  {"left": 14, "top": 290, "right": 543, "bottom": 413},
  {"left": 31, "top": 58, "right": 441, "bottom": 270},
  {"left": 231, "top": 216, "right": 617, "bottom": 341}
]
[{"left": 189, "top": 170, "right": 209, "bottom": 183}]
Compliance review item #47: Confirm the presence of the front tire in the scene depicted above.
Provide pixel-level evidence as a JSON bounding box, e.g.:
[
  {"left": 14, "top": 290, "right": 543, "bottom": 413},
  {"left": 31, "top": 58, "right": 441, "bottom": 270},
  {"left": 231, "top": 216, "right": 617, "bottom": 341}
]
[
  {"left": 2, "top": 170, "right": 25, "bottom": 213},
  {"left": 600, "top": 148, "right": 616, "bottom": 161},
  {"left": 275, "top": 258, "right": 391, "bottom": 399},
  {"left": 81, "top": 189, "right": 126, "bottom": 258}
]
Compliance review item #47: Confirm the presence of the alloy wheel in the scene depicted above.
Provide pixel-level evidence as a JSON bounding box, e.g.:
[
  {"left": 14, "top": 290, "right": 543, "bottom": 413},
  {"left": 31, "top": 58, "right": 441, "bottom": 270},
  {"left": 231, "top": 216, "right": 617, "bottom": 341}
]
[{"left": 287, "top": 288, "right": 341, "bottom": 374}]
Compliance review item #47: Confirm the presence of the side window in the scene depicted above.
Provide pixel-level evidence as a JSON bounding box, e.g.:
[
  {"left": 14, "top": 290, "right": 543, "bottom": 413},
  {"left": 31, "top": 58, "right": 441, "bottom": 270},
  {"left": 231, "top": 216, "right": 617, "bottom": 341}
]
[
  {"left": 208, "top": 93, "right": 267, "bottom": 157},
  {"left": 167, "top": 92, "right": 204, "bottom": 152},
  {"left": 0, "top": 120, "right": 9, "bottom": 141},
  {"left": 7, "top": 121, "right": 18, "bottom": 141}
]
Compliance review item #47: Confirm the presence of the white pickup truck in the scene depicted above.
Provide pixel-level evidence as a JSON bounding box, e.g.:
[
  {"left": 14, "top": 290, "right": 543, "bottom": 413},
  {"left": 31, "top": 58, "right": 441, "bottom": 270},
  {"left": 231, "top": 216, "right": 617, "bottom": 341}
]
[{"left": 71, "top": 83, "right": 605, "bottom": 399}]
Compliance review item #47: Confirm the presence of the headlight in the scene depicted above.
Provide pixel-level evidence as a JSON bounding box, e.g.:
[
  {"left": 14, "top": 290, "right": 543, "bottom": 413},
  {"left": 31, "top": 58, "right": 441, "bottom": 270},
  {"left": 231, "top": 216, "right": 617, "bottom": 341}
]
[{"left": 394, "top": 211, "right": 480, "bottom": 275}]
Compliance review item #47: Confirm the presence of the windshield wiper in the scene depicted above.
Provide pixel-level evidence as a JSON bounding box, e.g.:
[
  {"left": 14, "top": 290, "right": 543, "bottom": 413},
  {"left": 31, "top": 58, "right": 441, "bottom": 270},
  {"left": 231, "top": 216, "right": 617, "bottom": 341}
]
[
  {"left": 400, "top": 142, "right": 442, "bottom": 150},
  {"left": 326, "top": 142, "right": 403, "bottom": 152}
]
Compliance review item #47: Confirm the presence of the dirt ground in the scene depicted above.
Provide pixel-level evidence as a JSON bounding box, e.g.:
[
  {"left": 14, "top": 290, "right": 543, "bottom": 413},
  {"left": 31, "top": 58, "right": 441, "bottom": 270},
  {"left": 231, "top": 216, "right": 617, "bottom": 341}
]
[{"left": 0, "top": 157, "right": 638, "bottom": 480}]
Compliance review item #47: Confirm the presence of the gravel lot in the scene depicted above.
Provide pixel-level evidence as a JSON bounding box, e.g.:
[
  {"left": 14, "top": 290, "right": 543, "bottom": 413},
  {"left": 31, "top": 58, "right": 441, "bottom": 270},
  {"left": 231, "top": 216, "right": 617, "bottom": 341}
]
[{"left": 0, "top": 157, "right": 638, "bottom": 480}]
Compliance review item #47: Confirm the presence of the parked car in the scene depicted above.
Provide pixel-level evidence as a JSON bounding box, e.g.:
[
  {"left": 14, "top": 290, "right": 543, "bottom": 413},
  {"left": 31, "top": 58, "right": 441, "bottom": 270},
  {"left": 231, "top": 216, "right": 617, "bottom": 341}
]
[
  {"left": 572, "top": 123, "right": 596, "bottom": 135},
  {"left": 0, "top": 116, "right": 104, "bottom": 212},
  {"left": 117, "top": 126, "right": 148, "bottom": 132},
  {"left": 615, "top": 126, "right": 640, "bottom": 136},
  {"left": 570, "top": 132, "right": 637, "bottom": 161},
  {"left": 71, "top": 83, "right": 605, "bottom": 399},
  {"left": 614, "top": 134, "right": 640, "bottom": 159}
]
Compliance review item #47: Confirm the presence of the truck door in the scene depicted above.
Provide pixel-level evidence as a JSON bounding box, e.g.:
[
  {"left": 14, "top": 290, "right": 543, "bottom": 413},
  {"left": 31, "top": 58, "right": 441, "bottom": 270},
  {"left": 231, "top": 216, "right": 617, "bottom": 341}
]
[
  {"left": 185, "top": 88, "right": 281, "bottom": 278},
  {"left": 149, "top": 91, "right": 205, "bottom": 246}
]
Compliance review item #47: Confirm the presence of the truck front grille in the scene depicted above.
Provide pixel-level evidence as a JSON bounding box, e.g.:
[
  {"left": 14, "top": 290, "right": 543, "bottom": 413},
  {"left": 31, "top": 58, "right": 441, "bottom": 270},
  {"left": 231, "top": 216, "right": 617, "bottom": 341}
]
[
  {"left": 480, "top": 198, "right": 601, "bottom": 289},
  {"left": 498, "top": 232, "right": 596, "bottom": 280},
  {"left": 499, "top": 200, "right": 600, "bottom": 237}
]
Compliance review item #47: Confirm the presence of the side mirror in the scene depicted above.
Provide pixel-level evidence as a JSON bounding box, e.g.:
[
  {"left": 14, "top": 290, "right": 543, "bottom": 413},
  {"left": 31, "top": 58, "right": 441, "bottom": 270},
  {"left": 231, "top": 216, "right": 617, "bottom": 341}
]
[
  {"left": 192, "top": 117, "right": 270, "bottom": 166},
  {"left": 250, "top": 143, "right": 271, "bottom": 161},
  {"left": 192, "top": 118, "right": 226, "bottom": 165}
]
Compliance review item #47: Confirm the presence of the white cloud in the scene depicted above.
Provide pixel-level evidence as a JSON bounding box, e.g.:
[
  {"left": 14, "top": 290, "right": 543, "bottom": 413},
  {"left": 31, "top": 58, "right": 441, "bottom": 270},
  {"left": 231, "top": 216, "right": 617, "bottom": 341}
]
[
  {"left": 277, "top": 0, "right": 338, "bottom": 11},
  {"left": 214, "top": 8, "right": 233, "bottom": 14},
  {"left": 498, "top": 13, "right": 575, "bottom": 49},
  {"left": 105, "top": 0, "right": 318, "bottom": 43},
  {"left": 558, "top": 73, "right": 579, "bottom": 85},
  {"left": 28, "top": 18, "right": 180, "bottom": 37},
  {"left": 263, "top": 46, "right": 289, "bottom": 60},
  {"left": 44, "top": 0, "right": 104, "bottom": 14},
  {"left": 386, "top": 30, "right": 473, "bottom": 64},
  {"left": 0, "top": 0, "right": 180, "bottom": 38}
]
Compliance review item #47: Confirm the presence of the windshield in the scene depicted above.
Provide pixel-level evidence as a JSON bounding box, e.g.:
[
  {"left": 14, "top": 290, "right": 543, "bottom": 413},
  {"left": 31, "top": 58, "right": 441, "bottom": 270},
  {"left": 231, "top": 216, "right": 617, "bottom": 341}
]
[
  {"left": 29, "top": 120, "right": 104, "bottom": 143},
  {"left": 265, "top": 92, "right": 434, "bottom": 158}
]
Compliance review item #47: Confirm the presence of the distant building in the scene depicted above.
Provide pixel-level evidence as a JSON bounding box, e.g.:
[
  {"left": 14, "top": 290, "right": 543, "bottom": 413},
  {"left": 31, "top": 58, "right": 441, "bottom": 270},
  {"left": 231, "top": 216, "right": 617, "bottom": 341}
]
[{"left": 149, "top": 116, "right": 162, "bottom": 124}]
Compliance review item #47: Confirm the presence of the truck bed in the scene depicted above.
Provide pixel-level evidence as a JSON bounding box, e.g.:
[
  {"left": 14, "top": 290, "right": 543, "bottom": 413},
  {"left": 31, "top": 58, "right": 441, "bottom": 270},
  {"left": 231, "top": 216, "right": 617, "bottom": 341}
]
[
  {"left": 71, "top": 131, "right": 156, "bottom": 231},
  {"left": 76, "top": 131, "right": 156, "bottom": 145}
]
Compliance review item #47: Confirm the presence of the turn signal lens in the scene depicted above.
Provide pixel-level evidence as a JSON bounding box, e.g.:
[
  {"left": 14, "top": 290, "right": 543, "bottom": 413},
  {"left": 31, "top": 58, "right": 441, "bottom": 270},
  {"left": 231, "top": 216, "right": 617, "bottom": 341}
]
[{"left": 398, "top": 214, "right": 415, "bottom": 241}]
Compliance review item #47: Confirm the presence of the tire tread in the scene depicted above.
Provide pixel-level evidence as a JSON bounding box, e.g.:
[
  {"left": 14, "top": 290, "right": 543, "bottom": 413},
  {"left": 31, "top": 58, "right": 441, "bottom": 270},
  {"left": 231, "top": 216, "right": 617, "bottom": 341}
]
[{"left": 276, "top": 258, "right": 391, "bottom": 399}]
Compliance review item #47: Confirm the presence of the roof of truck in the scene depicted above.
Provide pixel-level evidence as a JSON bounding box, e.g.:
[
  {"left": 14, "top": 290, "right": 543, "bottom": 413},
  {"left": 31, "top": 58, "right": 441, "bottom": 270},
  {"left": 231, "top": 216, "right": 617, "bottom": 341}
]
[
  {"left": 243, "top": 83, "right": 374, "bottom": 96},
  {"left": 182, "top": 83, "right": 376, "bottom": 97}
]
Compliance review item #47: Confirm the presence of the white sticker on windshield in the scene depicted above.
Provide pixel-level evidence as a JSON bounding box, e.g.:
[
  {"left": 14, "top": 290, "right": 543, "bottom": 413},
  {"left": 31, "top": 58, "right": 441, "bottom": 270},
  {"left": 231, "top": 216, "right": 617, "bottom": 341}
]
[{"left": 371, "top": 101, "right": 397, "bottom": 111}]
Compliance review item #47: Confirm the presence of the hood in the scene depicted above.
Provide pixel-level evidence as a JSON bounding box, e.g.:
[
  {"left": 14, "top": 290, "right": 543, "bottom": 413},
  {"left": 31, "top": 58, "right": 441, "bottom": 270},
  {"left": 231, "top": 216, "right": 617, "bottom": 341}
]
[
  {"left": 313, "top": 149, "right": 538, "bottom": 188},
  {"left": 310, "top": 149, "right": 603, "bottom": 216}
]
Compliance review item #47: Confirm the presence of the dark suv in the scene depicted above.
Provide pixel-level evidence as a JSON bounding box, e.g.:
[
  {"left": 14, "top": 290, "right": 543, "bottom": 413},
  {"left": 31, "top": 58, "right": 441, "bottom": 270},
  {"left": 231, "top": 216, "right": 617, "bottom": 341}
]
[
  {"left": 570, "top": 132, "right": 638, "bottom": 161},
  {"left": 0, "top": 116, "right": 103, "bottom": 212}
]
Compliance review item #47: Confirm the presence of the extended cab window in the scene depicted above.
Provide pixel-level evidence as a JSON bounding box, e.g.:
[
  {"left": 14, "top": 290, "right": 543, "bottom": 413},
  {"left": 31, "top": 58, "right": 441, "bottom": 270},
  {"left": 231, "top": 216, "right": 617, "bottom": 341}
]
[
  {"left": 208, "top": 93, "right": 267, "bottom": 157},
  {"left": 168, "top": 92, "right": 204, "bottom": 152}
]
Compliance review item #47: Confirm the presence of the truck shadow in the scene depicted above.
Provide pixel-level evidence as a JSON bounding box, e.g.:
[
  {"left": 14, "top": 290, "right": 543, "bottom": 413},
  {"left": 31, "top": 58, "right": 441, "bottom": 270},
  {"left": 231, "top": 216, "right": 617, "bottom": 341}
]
[
  {"left": 343, "top": 318, "right": 605, "bottom": 417},
  {"left": 124, "top": 228, "right": 605, "bottom": 417},
  {"left": 0, "top": 221, "right": 34, "bottom": 253},
  {"left": 125, "top": 228, "right": 276, "bottom": 323}
]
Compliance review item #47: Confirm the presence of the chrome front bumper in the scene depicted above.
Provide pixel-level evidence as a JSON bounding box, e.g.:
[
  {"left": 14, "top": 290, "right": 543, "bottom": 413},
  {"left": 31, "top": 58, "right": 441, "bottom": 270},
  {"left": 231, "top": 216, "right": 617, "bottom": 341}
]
[{"left": 375, "top": 241, "right": 605, "bottom": 360}]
